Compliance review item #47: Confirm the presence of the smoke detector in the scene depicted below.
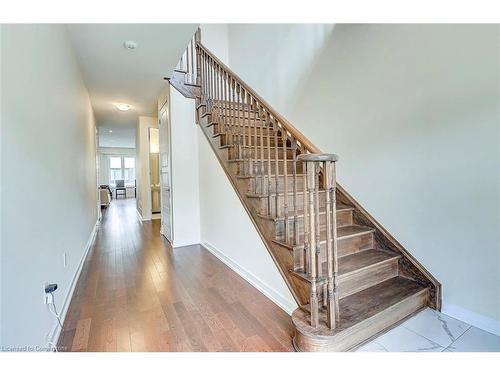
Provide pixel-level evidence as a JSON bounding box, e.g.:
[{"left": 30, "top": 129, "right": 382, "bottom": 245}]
[{"left": 123, "top": 40, "right": 138, "bottom": 50}]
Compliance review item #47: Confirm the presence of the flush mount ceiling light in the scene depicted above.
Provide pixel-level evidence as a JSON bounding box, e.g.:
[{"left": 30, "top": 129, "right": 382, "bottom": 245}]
[
  {"left": 115, "top": 103, "right": 132, "bottom": 112},
  {"left": 109, "top": 130, "right": 113, "bottom": 133},
  {"left": 123, "top": 40, "right": 138, "bottom": 50}
]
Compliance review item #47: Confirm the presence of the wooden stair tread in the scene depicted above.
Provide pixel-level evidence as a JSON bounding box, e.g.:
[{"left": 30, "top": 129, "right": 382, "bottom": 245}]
[
  {"left": 236, "top": 173, "right": 306, "bottom": 181},
  {"left": 228, "top": 158, "right": 295, "bottom": 163},
  {"left": 258, "top": 204, "right": 353, "bottom": 221},
  {"left": 339, "top": 248, "right": 400, "bottom": 274},
  {"left": 273, "top": 225, "right": 375, "bottom": 250},
  {"left": 338, "top": 225, "right": 374, "bottom": 238},
  {"left": 202, "top": 112, "right": 261, "bottom": 120},
  {"left": 296, "top": 277, "right": 427, "bottom": 335},
  {"left": 220, "top": 144, "right": 287, "bottom": 150},
  {"left": 240, "top": 145, "right": 295, "bottom": 150},
  {"left": 291, "top": 248, "right": 400, "bottom": 284},
  {"left": 247, "top": 190, "right": 328, "bottom": 198},
  {"left": 338, "top": 277, "right": 426, "bottom": 330}
]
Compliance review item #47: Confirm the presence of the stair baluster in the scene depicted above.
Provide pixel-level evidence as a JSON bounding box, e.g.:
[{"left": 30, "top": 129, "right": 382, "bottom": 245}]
[
  {"left": 327, "top": 159, "right": 340, "bottom": 328},
  {"left": 230, "top": 78, "right": 236, "bottom": 148},
  {"left": 215, "top": 63, "right": 220, "bottom": 123},
  {"left": 195, "top": 29, "right": 201, "bottom": 86},
  {"left": 235, "top": 84, "right": 241, "bottom": 160},
  {"left": 292, "top": 140, "right": 298, "bottom": 246},
  {"left": 246, "top": 92, "right": 256, "bottom": 176},
  {"left": 206, "top": 55, "right": 210, "bottom": 110},
  {"left": 259, "top": 104, "right": 265, "bottom": 195},
  {"left": 273, "top": 120, "right": 280, "bottom": 218},
  {"left": 302, "top": 154, "right": 310, "bottom": 274},
  {"left": 243, "top": 89, "right": 249, "bottom": 175},
  {"left": 282, "top": 129, "right": 289, "bottom": 243},
  {"left": 265, "top": 111, "right": 272, "bottom": 213},
  {"left": 222, "top": 71, "right": 228, "bottom": 139},
  {"left": 305, "top": 159, "right": 319, "bottom": 328}
]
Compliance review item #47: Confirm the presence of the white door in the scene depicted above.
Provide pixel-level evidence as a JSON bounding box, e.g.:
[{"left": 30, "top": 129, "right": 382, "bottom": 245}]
[{"left": 158, "top": 103, "right": 173, "bottom": 242}]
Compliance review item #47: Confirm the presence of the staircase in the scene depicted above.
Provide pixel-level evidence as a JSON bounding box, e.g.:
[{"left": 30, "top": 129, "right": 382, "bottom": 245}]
[{"left": 169, "top": 29, "right": 441, "bottom": 352}]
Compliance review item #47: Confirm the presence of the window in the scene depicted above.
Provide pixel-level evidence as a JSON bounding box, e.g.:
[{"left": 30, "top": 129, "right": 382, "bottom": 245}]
[
  {"left": 109, "top": 156, "right": 135, "bottom": 185},
  {"left": 124, "top": 157, "right": 135, "bottom": 183},
  {"left": 109, "top": 157, "right": 122, "bottom": 184}
]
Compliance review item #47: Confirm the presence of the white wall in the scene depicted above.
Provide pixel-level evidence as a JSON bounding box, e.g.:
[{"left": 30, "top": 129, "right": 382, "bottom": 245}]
[
  {"left": 228, "top": 24, "right": 334, "bottom": 115},
  {"left": 136, "top": 116, "right": 157, "bottom": 220},
  {"left": 226, "top": 24, "right": 500, "bottom": 330},
  {"left": 0, "top": 24, "right": 4, "bottom": 346},
  {"left": 169, "top": 86, "right": 201, "bottom": 247},
  {"left": 197, "top": 129, "right": 296, "bottom": 312},
  {"left": 1, "top": 25, "right": 98, "bottom": 347},
  {"left": 201, "top": 24, "right": 229, "bottom": 64},
  {"left": 197, "top": 24, "right": 296, "bottom": 312}
]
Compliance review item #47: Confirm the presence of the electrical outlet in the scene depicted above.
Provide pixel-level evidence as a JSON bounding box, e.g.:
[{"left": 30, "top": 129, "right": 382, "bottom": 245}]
[
  {"left": 43, "top": 283, "right": 50, "bottom": 304},
  {"left": 43, "top": 283, "right": 56, "bottom": 304}
]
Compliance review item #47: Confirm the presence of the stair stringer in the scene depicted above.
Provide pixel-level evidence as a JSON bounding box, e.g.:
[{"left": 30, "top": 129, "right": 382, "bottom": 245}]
[
  {"left": 336, "top": 186, "right": 442, "bottom": 310},
  {"left": 168, "top": 70, "right": 201, "bottom": 99}
]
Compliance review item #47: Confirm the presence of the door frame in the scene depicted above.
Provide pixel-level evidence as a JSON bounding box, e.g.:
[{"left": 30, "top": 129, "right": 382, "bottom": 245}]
[{"left": 158, "top": 96, "right": 174, "bottom": 243}]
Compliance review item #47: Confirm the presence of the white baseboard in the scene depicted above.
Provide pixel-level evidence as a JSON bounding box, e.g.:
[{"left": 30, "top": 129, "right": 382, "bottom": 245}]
[
  {"left": 136, "top": 209, "right": 155, "bottom": 221},
  {"left": 201, "top": 241, "right": 297, "bottom": 315},
  {"left": 173, "top": 240, "right": 200, "bottom": 248},
  {"left": 47, "top": 219, "right": 100, "bottom": 349},
  {"left": 442, "top": 302, "right": 500, "bottom": 336},
  {"left": 136, "top": 209, "right": 143, "bottom": 222}
]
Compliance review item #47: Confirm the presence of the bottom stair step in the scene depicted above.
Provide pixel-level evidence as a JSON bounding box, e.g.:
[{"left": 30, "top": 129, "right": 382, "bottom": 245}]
[
  {"left": 291, "top": 248, "right": 401, "bottom": 298},
  {"left": 292, "top": 277, "right": 428, "bottom": 351}
]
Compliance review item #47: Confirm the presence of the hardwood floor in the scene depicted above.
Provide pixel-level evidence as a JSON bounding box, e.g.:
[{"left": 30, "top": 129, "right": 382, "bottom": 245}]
[{"left": 58, "top": 198, "right": 294, "bottom": 352}]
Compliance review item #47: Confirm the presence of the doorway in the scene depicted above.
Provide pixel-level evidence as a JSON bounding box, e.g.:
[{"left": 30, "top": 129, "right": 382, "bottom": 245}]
[
  {"left": 149, "top": 128, "right": 161, "bottom": 215},
  {"left": 158, "top": 100, "right": 173, "bottom": 242}
]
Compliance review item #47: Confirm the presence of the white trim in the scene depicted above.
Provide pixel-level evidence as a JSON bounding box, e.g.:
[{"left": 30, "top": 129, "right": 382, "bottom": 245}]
[
  {"left": 201, "top": 241, "right": 297, "bottom": 315},
  {"left": 136, "top": 208, "right": 152, "bottom": 222},
  {"left": 137, "top": 211, "right": 160, "bottom": 221},
  {"left": 173, "top": 240, "right": 200, "bottom": 248},
  {"left": 442, "top": 302, "right": 500, "bottom": 336},
  {"left": 47, "top": 219, "right": 100, "bottom": 348},
  {"left": 136, "top": 209, "right": 145, "bottom": 222}
]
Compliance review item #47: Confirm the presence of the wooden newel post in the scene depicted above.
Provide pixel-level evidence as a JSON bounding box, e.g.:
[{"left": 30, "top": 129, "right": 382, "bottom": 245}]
[{"left": 298, "top": 153, "right": 339, "bottom": 329}]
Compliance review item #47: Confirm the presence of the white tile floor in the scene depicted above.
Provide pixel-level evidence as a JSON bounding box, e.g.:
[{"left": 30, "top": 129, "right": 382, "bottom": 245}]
[{"left": 356, "top": 308, "right": 500, "bottom": 352}]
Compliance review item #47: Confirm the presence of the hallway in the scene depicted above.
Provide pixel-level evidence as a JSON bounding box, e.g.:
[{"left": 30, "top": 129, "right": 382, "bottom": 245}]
[{"left": 58, "top": 199, "right": 294, "bottom": 351}]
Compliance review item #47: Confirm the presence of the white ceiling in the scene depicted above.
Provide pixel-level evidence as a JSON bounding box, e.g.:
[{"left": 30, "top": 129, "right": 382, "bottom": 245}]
[
  {"left": 98, "top": 127, "right": 136, "bottom": 148},
  {"left": 67, "top": 24, "right": 198, "bottom": 147}
]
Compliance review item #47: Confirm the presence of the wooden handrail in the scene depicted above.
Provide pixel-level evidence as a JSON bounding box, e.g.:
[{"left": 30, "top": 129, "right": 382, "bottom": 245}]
[{"left": 197, "top": 42, "right": 322, "bottom": 155}]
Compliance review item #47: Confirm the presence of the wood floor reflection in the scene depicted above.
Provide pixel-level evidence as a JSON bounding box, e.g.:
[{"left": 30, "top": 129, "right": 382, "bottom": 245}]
[{"left": 58, "top": 198, "right": 294, "bottom": 351}]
